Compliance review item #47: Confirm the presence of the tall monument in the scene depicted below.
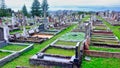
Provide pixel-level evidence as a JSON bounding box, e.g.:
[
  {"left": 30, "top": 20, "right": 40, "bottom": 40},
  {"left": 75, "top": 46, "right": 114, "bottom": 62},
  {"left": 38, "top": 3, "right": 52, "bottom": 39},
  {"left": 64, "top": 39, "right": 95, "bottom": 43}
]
[
  {"left": 3, "top": 23, "right": 9, "bottom": 42},
  {"left": 42, "top": 0, "right": 49, "bottom": 30}
]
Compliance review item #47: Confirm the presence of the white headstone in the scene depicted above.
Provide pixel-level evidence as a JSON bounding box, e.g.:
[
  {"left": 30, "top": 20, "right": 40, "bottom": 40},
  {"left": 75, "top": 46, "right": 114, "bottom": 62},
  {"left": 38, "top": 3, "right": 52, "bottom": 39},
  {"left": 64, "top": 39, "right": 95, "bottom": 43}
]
[
  {"left": 3, "top": 24, "right": 9, "bottom": 42},
  {"left": 12, "top": 13, "right": 16, "bottom": 27}
]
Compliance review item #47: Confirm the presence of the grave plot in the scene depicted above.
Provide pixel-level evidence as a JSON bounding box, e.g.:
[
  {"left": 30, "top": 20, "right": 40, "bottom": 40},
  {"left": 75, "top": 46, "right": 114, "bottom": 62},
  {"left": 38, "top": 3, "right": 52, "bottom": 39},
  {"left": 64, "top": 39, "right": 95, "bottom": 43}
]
[
  {"left": 0, "top": 43, "right": 33, "bottom": 66},
  {"left": 29, "top": 16, "right": 89, "bottom": 68},
  {"left": 53, "top": 40, "right": 77, "bottom": 46},
  {"left": 90, "top": 46, "right": 120, "bottom": 52},
  {"left": 9, "top": 33, "right": 45, "bottom": 43},
  {"left": 30, "top": 39, "right": 85, "bottom": 68},
  {"left": 16, "top": 37, "right": 45, "bottom": 43},
  {"left": 43, "top": 46, "right": 75, "bottom": 56},
  {"left": 93, "top": 25, "right": 107, "bottom": 30},
  {"left": 59, "top": 32, "right": 85, "bottom": 42},
  {"left": 0, "top": 44, "right": 27, "bottom": 51}
]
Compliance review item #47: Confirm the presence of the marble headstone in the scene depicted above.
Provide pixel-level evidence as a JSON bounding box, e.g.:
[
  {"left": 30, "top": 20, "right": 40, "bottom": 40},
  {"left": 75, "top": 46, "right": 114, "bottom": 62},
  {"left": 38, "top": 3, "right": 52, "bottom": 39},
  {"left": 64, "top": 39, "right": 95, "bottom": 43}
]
[{"left": 3, "top": 24, "right": 10, "bottom": 42}]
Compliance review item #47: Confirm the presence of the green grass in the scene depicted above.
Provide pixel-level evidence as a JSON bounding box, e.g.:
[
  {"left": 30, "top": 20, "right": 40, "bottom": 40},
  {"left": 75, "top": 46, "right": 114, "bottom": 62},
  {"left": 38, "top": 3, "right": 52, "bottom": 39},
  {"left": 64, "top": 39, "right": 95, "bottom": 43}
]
[
  {"left": 44, "top": 47, "right": 75, "bottom": 56},
  {"left": 93, "top": 26, "right": 107, "bottom": 30},
  {"left": 10, "top": 25, "right": 32, "bottom": 34},
  {"left": 10, "top": 29, "right": 22, "bottom": 34},
  {"left": 97, "top": 16, "right": 120, "bottom": 40},
  {"left": 0, "top": 44, "right": 27, "bottom": 51},
  {"left": 90, "top": 46, "right": 120, "bottom": 52},
  {"left": 59, "top": 32, "right": 85, "bottom": 42},
  {"left": 54, "top": 40, "right": 77, "bottom": 46},
  {"left": 0, "top": 51, "right": 11, "bottom": 59},
  {"left": 81, "top": 15, "right": 90, "bottom": 22},
  {"left": 82, "top": 57, "right": 120, "bottom": 68}
]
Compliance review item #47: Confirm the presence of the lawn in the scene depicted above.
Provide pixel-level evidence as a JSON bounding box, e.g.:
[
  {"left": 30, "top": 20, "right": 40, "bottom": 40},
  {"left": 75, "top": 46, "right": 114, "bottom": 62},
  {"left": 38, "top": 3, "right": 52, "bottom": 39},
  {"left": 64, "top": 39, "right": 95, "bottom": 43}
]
[
  {"left": 90, "top": 46, "right": 120, "bottom": 52},
  {"left": 0, "top": 51, "right": 11, "bottom": 59},
  {"left": 82, "top": 57, "right": 120, "bottom": 68},
  {"left": 59, "top": 32, "right": 85, "bottom": 42},
  {"left": 10, "top": 29, "right": 22, "bottom": 34},
  {"left": 44, "top": 47, "right": 75, "bottom": 56},
  {"left": 10, "top": 25, "right": 33, "bottom": 34},
  {"left": 54, "top": 40, "right": 77, "bottom": 46},
  {"left": 0, "top": 44, "right": 27, "bottom": 51}
]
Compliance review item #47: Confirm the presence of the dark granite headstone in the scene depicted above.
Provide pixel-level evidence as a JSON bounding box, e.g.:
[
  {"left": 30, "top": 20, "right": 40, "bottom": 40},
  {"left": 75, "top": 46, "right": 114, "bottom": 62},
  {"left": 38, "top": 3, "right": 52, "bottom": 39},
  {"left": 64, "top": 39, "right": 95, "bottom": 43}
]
[
  {"left": 0, "top": 27, "right": 4, "bottom": 41},
  {"left": 38, "top": 24, "right": 45, "bottom": 31},
  {"left": 75, "top": 42, "right": 80, "bottom": 59}
]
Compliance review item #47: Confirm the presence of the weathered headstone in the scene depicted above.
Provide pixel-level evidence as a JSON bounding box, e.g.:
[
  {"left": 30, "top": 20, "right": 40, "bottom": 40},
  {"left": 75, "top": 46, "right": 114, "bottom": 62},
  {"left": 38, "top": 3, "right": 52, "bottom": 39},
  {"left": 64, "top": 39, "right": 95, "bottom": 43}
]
[
  {"left": 38, "top": 24, "right": 45, "bottom": 31},
  {"left": 3, "top": 24, "right": 9, "bottom": 42},
  {"left": 0, "top": 27, "right": 4, "bottom": 41},
  {"left": 12, "top": 13, "right": 16, "bottom": 28}
]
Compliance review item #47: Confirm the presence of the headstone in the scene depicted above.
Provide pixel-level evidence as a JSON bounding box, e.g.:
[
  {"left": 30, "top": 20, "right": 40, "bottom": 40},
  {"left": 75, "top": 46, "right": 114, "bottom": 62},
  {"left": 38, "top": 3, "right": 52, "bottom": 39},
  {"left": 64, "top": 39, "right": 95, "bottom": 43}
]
[
  {"left": 22, "top": 25, "right": 29, "bottom": 37},
  {"left": 0, "top": 18, "right": 2, "bottom": 25},
  {"left": 3, "top": 24, "right": 10, "bottom": 42},
  {"left": 0, "top": 27, "right": 4, "bottom": 41},
  {"left": 15, "top": 33, "right": 21, "bottom": 38},
  {"left": 75, "top": 42, "right": 81, "bottom": 59},
  {"left": 28, "top": 29, "right": 34, "bottom": 34},
  {"left": 12, "top": 13, "right": 16, "bottom": 28},
  {"left": 38, "top": 24, "right": 45, "bottom": 31}
]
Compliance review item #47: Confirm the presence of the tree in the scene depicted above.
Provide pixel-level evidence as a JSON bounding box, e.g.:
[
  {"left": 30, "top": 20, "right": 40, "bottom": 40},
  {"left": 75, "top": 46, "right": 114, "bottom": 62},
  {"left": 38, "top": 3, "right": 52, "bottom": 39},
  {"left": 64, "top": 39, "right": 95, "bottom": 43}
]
[
  {"left": 0, "top": 0, "right": 6, "bottom": 9},
  {"left": 31, "top": 0, "right": 42, "bottom": 17},
  {"left": 22, "top": 5, "right": 28, "bottom": 16},
  {"left": 0, "top": 0, "right": 12, "bottom": 17},
  {"left": 41, "top": 0, "right": 49, "bottom": 17}
]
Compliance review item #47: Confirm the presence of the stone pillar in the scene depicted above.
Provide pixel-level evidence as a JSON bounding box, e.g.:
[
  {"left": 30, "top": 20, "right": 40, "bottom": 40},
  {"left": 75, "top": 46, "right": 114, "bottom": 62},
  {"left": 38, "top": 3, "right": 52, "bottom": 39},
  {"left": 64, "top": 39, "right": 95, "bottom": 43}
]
[
  {"left": 3, "top": 24, "right": 9, "bottom": 42},
  {"left": 12, "top": 13, "right": 15, "bottom": 29}
]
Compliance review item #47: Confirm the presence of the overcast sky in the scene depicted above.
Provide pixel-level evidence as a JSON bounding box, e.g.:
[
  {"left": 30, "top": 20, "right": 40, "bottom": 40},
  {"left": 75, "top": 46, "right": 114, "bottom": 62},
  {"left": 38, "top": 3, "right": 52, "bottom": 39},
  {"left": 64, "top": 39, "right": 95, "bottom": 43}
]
[{"left": 5, "top": 0, "right": 120, "bottom": 11}]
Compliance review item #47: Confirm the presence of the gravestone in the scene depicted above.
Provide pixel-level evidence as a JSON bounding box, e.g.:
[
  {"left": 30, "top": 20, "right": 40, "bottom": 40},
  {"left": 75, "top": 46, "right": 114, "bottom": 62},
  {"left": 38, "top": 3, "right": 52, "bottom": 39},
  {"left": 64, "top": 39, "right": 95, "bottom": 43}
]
[
  {"left": 0, "top": 18, "right": 2, "bottom": 25},
  {"left": 3, "top": 24, "right": 10, "bottom": 42},
  {"left": 12, "top": 13, "right": 16, "bottom": 28},
  {"left": 38, "top": 24, "right": 45, "bottom": 32},
  {"left": 74, "top": 42, "right": 81, "bottom": 68},
  {"left": 0, "top": 27, "right": 4, "bottom": 41}
]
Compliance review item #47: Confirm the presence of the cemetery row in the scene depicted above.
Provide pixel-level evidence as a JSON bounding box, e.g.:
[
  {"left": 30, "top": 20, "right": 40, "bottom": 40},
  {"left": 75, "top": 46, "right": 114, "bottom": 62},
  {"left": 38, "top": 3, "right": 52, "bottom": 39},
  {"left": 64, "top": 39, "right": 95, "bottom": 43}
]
[{"left": 85, "top": 15, "right": 120, "bottom": 58}]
